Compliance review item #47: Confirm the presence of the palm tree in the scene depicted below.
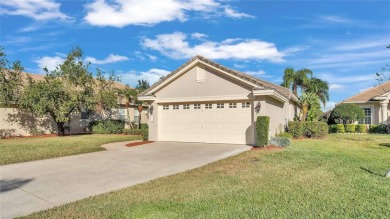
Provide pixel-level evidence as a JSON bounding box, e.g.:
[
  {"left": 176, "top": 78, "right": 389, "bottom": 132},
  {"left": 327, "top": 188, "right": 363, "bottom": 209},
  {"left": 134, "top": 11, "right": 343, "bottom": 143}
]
[
  {"left": 299, "top": 92, "right": 319, "bottom": 121},
  {"left": 306, "top": 77, "right": 329, "bottom": 107},
  {"left": 119, "top": 86, "right": 139, "bottom": 129},
  {"left": 281, "top": 68, "right": 313, "bottom": 96}
]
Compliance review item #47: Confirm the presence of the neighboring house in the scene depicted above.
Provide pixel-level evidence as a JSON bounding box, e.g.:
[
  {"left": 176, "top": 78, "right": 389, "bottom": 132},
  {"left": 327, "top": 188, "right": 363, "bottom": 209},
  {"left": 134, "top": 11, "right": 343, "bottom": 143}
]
[
  {"left": 0, "top": 72, "right": 148, "bottom": 136},
  {"left": 340, "top": 81, "right": 390, "bottom": 125},
  {"left": 138, "top": 56, "right": 300, "bottom": 145}
]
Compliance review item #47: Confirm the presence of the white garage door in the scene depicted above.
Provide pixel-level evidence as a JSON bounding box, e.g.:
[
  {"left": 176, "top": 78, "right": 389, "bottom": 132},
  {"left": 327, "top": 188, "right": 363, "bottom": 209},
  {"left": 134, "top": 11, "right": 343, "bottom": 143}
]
[{"left": 158, "top": 102, "right": 252, "bottom": 144}]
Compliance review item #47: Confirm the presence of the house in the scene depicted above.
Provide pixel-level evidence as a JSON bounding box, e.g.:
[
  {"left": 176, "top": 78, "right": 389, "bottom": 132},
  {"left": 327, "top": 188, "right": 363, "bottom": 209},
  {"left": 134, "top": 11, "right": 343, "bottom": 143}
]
[
  {"left": 0, "top": 72, "right": 148, "bottom": 136},
  {"left": 340, "top": 80, "right": 390, "bottom": 125},
  {"left": 138, "top": 56, "right": 300, "bottom": 145}
]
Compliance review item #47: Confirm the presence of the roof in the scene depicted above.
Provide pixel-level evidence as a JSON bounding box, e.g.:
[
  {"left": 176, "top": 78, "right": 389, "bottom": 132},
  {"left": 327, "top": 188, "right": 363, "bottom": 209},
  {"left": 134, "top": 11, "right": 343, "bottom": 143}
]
[
  {"left": 19, "top": 72, "right": 129, "bottom": 90},
  {"left": 342, "top": 80, "right": 390, "bottom": 103},
  {"left": 140, "top": 55, "right": 297, "bottom": 101}
]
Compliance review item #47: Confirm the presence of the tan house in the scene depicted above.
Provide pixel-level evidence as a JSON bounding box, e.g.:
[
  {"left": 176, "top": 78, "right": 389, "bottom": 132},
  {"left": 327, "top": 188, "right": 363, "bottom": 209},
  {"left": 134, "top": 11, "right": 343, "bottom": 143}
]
[
  {"left": 0, "top": 72, "right": 148, "bottom": 136},
  {"left": 139, "top": 56, "right": 300, "bottom": 145},
  {"left": 341, "top": 81, "right": 390, "bottom": 125}
]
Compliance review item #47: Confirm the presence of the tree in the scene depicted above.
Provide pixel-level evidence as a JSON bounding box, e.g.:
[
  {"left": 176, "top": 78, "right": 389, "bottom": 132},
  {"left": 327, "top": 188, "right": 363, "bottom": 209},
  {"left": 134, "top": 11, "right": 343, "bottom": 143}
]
[
  {"left": 135, "top": 79, "right": 150, "bottom": 92},
  {"left": 19, "top": 47, "right": 120, "bottom": 135},
  {"left": 119, "top": 86, "right": 139, "bottom": 129},
  {"left": 330, "top": 103, "right": 365, "bottom": 124},
  {"left": 306, "top": 77, "right": 329, "bottom": 107},
  {"left": 299, "top": 92, "right": 320, "bottom": 121},
  {"left": 281, "top": 68, "right": 313, "bottom": 96},
  {"left": 0, "top": 47, "right": 24, "bottom": 106}
]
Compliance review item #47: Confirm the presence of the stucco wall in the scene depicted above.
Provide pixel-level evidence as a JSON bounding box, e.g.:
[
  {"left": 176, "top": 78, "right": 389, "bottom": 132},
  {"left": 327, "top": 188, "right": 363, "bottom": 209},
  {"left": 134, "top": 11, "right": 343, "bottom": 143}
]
[
  {"left": 354, "top": 103, "right": 380, "bottom": 124},
  {"left": 254, "top": 96, "right": 288, "bottom": 137}
]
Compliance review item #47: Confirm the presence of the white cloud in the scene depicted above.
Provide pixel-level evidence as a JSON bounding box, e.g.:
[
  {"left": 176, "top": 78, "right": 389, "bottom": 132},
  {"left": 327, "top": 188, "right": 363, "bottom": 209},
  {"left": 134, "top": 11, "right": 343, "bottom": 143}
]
[
  {"left": 35, "top": 55, "right": 64, "bottom": 72},
  {"left": 85, "top": 54, "right": 129, "bottom": 65},
  {"left": 245, "top": 70, "right": 272, "bottom": 78},
  {"left": 329, "top": 84, "right": 345, "bottom": 91},
  {"left": 120, "top": 68, "right": 171, "bottom": 86},
  {"left": 142, "top": 32, "right": 287, "bottom": 62},
  {"left": 134, "top": 51, "right": 157, "bottom": 62},
  {"left": 191, "top": 32, "right": 208, "bottom": 40},
  {"left": 0, "top": 0, "right": 71, "bottom": 21},
  {"left": 84, "top": 0, "right": 252, "bottom": 27},
  {"left": 320, "top": 15, "right": 353, "bottom": 24},
  {"left": 318, "top": 73, "right": 376, "bottom": 84}
]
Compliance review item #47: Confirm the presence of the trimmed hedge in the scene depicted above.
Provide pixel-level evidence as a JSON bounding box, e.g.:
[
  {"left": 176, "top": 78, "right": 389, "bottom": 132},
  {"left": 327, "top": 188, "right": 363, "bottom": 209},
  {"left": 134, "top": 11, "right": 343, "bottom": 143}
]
[
  {"left": 256, "top": 116, "right": 270, "bottom": 147},
  {"left": 288, "top": 121, "right": 328, "bottom": 138},
  {"left": 336, "top": 124, "right": 345, "bottom": 133},
  {"left": 345, "top": 124, "right": 356, "bottom": 133},
  {"left": 288, "top": 121, "right": 303, "bottom": 138},
  {"left": 329, "top": 124, "right": 338, "bottom": 133},
  {"left": 88, "top": 120, "right": 125, "bottom": 134},
  {"left": 123, "top": 128, "right": 149, "bottom": 141},
  {"left": 369, "top": 124, "right": 388, "bottom": 134},
  {"left": 355, "top": 124, "right": 367, "bottom": 133}
]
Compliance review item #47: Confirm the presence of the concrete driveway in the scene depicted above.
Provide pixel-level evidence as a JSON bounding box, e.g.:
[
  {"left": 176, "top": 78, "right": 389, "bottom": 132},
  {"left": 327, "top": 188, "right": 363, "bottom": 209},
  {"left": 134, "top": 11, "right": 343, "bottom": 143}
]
[{"left": 0, "top": 141, "right": 250, "bottom": 218}]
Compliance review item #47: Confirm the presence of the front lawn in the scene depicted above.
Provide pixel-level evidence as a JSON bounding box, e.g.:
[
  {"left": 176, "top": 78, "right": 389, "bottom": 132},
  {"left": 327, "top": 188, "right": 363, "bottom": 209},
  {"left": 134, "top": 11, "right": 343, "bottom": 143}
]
[
  {"left": 25, "top": 134, "right": 390, "bottom": 218},
  {"left": 0, "top": 134, "right": 142, "bottom": 165}
]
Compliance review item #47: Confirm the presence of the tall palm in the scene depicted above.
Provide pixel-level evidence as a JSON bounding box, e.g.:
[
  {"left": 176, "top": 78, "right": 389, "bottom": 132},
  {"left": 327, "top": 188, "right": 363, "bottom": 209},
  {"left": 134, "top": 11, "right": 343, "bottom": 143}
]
[
  {"left": 306, "top": 77, "right": 329, "bottom": 107},
  {"left": 281, "top": 68, "right": 313, "bottom": 96}
]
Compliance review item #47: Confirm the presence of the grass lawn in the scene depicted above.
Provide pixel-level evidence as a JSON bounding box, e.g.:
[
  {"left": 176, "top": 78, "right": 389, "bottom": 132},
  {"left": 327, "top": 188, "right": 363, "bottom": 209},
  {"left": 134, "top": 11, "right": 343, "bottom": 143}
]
[
  {"left": 0, "top": 134, "right": 142, "bottom": 165},
  {"left": 25, "top": 134, "right": 389, "bottom": 218}
]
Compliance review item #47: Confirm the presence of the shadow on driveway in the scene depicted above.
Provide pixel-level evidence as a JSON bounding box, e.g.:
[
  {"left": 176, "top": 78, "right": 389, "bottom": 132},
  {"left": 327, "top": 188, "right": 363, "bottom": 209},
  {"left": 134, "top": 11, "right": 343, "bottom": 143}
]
[{"left": 0, "top": 179, "right": 34, "bottom": 193}]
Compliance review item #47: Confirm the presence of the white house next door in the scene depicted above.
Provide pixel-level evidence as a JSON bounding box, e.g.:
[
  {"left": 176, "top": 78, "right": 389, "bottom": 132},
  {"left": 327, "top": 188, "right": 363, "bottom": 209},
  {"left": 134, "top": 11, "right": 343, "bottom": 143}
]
[{"left": 158, "top": 102, "right": 252, "bottom": 144}]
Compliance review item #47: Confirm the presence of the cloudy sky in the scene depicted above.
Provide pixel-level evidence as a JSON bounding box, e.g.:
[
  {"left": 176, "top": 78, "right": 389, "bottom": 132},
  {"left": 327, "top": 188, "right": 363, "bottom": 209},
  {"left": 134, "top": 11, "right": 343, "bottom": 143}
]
[{"left": 1, "top": 0, "right": 389, "bottom": 110}]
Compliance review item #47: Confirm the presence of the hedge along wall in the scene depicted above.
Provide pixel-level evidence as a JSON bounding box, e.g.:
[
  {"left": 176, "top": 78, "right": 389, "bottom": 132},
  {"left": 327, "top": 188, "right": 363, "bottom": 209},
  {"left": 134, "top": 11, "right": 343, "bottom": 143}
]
[
  {"left": 288, "top": 121, "right": 328, "bottom": 139},
  {"left": 256, "top": 116, "right": 270, "bottom": 147},
  {"left": 328, "top": 124, "right": 368, "bottom": 134}
]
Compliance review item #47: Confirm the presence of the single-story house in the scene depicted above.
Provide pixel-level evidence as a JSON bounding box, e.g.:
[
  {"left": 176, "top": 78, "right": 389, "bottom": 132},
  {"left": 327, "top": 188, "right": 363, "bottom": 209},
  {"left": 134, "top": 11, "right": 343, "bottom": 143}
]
[
  {"left": 0, "top": 72, "right": 148, "bottom": 136},
  {"left": 341, "top": 80, "right": 390, "bottom": 125},
  {"left": 139, "top": 56, "right": 300, "bottom": 145}
]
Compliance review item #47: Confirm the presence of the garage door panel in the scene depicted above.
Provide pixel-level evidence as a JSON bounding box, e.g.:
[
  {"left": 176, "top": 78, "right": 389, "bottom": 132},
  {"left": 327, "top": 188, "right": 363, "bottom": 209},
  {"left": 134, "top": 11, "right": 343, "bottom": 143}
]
[{"left": 158, "top": 102, "right": 252, "bottom": 144}]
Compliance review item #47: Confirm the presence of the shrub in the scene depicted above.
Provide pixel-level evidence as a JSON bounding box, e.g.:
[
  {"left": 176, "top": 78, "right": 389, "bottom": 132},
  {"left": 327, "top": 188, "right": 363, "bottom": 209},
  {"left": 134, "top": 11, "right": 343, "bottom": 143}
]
[
  {"left": 345, "top": 124, "right": 356, "bottom": 133},
  {"left": 288, "top": 121, "right": 303, "bottom": 138},
  {"left": 269, "top": 137, "right": 291, "bottom": 147},
  {"left": 256, "top": 116, "right": 270, "bottom": 147},
  {"left": 369, "top": 124, "right": 387, "bottom": 134},
  {"left": 88, "top": 120, "right": 125, "bottom": 134},
  {"left": 123, "top": 128, "right": 149, "bottom": 141},
  {"left": 336, "top": 124, "right": 345, "bottom": 133},
  {"left": 330, "top": 103, "right": 365, "bottom": 124},
  {"left": 140, "top": 123, "right": 148, "bottom": 130},
  {"left": 302, "top": 121, "right": 328, "bottom": 138},
  {"left": 0, "top": 129, "right": 16, "bottom": 139},
  {"left": 355, "top": 124, "right": 367, "bottom": 133},
  {"left": 275, "top": 132, "right": 292, "bottom": 139},
  {"left": 329, "top": 124, "right": 338, "bottom": 133}
]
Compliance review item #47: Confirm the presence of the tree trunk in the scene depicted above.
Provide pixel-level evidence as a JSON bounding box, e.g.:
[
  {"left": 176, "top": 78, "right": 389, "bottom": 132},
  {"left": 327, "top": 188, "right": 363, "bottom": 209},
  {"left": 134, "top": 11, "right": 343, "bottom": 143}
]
[
  {"left": 56, "top": 122, "right": 65, "bottom": 136},
  {"left": 138, "top": 113, "right": 141, "bottom": 129}
]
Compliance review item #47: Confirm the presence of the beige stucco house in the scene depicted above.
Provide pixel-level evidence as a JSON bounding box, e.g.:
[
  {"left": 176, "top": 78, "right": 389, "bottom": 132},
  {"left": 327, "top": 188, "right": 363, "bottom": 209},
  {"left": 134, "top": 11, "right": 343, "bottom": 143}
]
[
  {"left": 139, "top": 56, "right": 300, "bottom": 145},
  {"left": 341, "top": 81, "right": 390, "bottom": 125},
  {"left": 0, "top": 72, "right": 148, "bottom": 136}
]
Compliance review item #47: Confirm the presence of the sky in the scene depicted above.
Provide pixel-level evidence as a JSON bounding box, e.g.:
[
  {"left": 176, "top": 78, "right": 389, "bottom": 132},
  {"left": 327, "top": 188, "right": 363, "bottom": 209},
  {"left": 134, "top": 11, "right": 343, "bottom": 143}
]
[{"left": 1, "top": 0, "right": 389, "bottom": 110}]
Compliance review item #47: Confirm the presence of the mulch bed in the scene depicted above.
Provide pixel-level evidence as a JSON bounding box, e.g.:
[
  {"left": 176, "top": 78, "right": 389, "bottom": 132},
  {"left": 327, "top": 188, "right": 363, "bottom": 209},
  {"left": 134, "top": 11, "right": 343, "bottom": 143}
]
[
  {"left": 251, "top": 145, "right": 284, "bottom": 150},
  {"left": 3, "top": 134, "right": 58, "bottom": 140},
  {"left": 125, "top": 141, "right": 154, "bottom": 147}
]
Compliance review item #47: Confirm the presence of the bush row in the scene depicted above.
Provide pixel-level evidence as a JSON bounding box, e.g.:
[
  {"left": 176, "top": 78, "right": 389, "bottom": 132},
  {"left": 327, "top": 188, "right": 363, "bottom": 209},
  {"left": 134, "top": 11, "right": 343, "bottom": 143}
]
[
  {"left": 328, "top": 124, "right": 388, "bottom": 134},
  {"left": 287, "top": 121, "right": 328, "bottom": 138},
  {"left": 123, "top": 128, "right": 148, "bottom": 141},
  {"left": 88, "top": 120, "right": 125, "bottom": 134}
]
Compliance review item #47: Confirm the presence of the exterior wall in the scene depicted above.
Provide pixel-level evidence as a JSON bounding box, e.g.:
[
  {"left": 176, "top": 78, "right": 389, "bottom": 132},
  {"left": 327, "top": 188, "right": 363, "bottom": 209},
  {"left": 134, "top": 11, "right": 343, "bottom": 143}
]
[
  {"left": 255, "top": 96, "right": 289, "bottom": 137},
  {"left": 147, "top": 101, "right": 159, "bottom": 141},
  {"left": 157, "top": 66, "right": 253, "bottom": 99}
]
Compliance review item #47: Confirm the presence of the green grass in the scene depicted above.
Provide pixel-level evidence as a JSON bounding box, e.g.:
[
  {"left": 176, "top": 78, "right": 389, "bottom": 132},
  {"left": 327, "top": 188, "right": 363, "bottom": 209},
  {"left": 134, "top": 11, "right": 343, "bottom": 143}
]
[
  {"left": 0, "top": 134, "right": 142, "bottom": 165},
  {"left": 25, "top": 134, "right": 390, "bottom": 218}
]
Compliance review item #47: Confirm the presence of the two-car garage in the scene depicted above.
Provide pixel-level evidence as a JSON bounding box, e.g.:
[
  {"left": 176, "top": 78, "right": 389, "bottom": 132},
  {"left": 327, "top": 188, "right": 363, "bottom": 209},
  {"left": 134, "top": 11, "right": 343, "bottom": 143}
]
[{"left": 158, "top": 102, "right": 253, "bottom": 144}]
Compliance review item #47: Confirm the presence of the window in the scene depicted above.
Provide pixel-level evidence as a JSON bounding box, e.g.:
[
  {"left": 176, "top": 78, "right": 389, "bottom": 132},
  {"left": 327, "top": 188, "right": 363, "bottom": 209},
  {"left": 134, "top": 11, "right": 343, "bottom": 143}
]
[
  {"left": 194, "top": 104, "right": 201, "bottom": 109},
  {"left": 173, "top": 105, "right": 179, "bottom": 110},
  {"left": 183, "top": 104, "right": 190, "bottom": 109},
  {"left": 81, "top": 111, "right": 89, "bottom": 120},
  {"left": 118, "top": 108, "right": 126, "bottom": 120},
  {"left": 163, "top": 105, "right": 169, "bottom": 110},
  {"left": 358, "top": 108, "right": 372, "bottom": 124},
  {"left": 205, "top": 104, "right": 212, "bottom": 109},
  {"left": 242, "top": 102, "right": 250, "bottom": 108},
  {"left": 134, "top": 108, "right": 139, "bottom": 124},
  {"left": 217, "top": 103, "right": 224, "bottom": 108},
  {"left": 229, "top": 103, "right": 237, "bottom": 108}
]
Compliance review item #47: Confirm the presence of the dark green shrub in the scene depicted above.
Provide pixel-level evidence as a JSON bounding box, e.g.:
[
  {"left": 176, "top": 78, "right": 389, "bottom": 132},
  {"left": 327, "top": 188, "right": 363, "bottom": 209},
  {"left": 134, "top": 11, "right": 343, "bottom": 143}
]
[
  {"left": 369, "top": 125, "right": 377, "bottom": 133},
  {"left": 302, "top": 121, "right": 328, "bottom": 138},
  {"left": 123, "top": 129, "right": 144, "bottom": 135},
  {"left": 288, "top": 121, "right": 303, "bottom": 138},
  {"left": 88, "top": 120, "right": 125, "bottom": 134},
  {"left": 329, "top": 124, "right": 338, "bottom": 133},
  {"left": 355, "top": 124, "right": 367, "bottom": 133},
  {"left": 369, "top": 124, "right": 387, "bottom": 134},
  {"left": 345, "top": 124, "right": 356, "bottom": 133},
  {"left": 275, "top": 132, "right": 292, "bottom": 139},
  {"left": 330, "top": 103, "right": 365, "bottom": 124},
  {"left": 256, "top": 116, "right": 270, "bottom": 147},
  {"left": 142, "top": 129, "right": 148, "bottom": 141},
  {"left": 336, "top": 124, "right": 345, "bottom": 133},
  {"left": 269, "top": 137, "right": 291, "bottom": 147},
  {"left": 140, "top": 123, "right": 148, "bottom": 130}
]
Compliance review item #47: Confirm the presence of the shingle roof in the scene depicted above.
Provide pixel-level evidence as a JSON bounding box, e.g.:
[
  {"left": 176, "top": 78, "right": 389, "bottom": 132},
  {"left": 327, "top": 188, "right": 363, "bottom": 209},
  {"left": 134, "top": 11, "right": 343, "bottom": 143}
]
[
  {"left": 140, "top": 55, "right": 297, "bottom": 101},
  {"left": 342, "top": 80, "right": 390, "bottom": 102}
]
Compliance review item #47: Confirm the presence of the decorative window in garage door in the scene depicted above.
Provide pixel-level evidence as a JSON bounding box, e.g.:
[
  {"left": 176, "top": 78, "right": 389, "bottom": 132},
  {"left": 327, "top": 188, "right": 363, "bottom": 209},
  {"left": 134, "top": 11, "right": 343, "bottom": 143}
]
[
  {"left": 217, "top": 103, "right": 225, "bottom": 108},
  {"left": 205, "top": 104, "right": 212, "bottom": 109},
  {"left": 229, "top": 103, "right": 237, "bottom": 108},
  {"left": 173, "top": 105, "right": 179, "bottom": 110},
  {"left": 163, "top": 105, "right": 169, "bottom": 110},
  {"left": 194, "top": 104, "right": 201, "bottom": 109},
  {"left": 242, "top": 102, "right": 250, "bottom": 108},
  {"left": 183, "top": 104, "right": 190, "bottom": 109}
]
